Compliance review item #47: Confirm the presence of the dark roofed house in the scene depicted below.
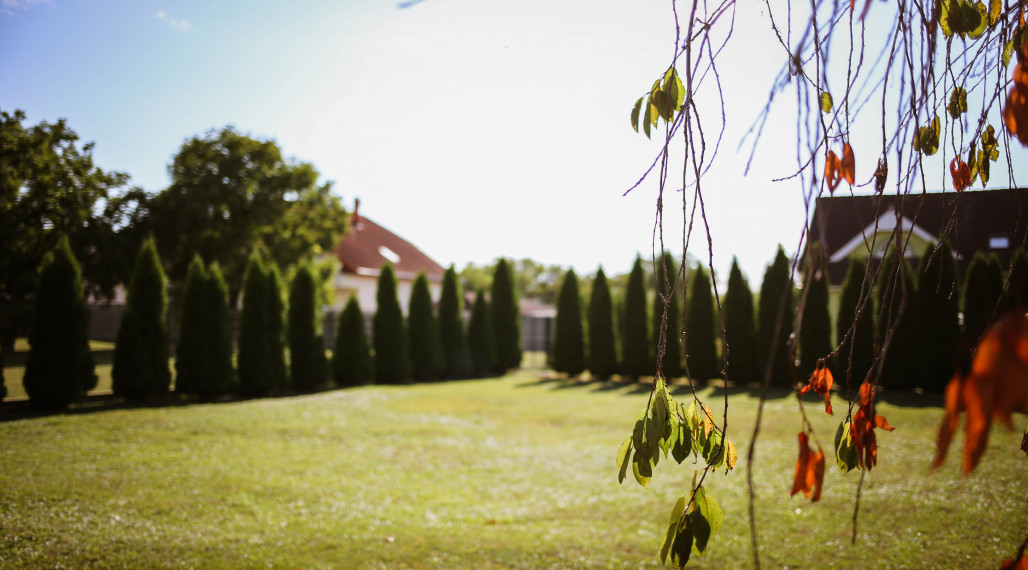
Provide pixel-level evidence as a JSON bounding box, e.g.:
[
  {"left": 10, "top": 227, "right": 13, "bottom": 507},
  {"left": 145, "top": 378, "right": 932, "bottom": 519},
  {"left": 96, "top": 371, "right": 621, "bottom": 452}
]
[
  {"left": 808, "top": 188, "right": 1028, "bottom": 287},
  {"left": 332, "top": 201, "right": 445, "bottom": 314}
]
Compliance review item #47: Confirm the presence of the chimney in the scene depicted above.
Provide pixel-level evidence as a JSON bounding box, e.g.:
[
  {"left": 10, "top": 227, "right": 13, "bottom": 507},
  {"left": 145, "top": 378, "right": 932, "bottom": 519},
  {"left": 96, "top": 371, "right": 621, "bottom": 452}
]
[{"left": 353, "top": 198, "right": 362, "bottom": 230}]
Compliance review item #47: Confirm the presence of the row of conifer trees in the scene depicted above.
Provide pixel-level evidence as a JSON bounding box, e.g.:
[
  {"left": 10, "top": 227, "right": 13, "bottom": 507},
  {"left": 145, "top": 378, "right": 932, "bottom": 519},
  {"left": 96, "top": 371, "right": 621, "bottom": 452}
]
[
  {"left": 11, "top": 236, "right": 524, "bottom": 408},
  {"left": 550, "top": 244, "right": 1028, "bottom": 393}
]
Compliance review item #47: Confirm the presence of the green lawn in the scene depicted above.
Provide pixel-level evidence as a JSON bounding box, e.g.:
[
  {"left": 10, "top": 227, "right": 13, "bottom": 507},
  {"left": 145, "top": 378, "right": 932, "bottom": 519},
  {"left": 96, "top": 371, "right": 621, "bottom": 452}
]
[{"left": 0, "top": 373, "right": 1025, "bottom": 568}]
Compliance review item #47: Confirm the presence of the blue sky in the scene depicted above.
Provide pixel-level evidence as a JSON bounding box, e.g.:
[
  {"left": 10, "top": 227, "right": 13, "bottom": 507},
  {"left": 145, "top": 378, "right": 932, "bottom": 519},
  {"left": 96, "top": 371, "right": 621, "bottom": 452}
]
[{"left": 3, "top": 0, "right": 1023, "bottom": 287}]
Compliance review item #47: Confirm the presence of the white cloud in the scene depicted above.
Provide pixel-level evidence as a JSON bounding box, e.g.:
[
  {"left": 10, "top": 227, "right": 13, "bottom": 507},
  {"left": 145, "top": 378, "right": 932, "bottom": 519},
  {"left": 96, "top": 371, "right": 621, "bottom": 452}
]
[
  {"left": 155, "top": 10, "right": 190, "bottom": 32},
  {"left": 2, "top": 0, "right": 51, "bottom": 17}
]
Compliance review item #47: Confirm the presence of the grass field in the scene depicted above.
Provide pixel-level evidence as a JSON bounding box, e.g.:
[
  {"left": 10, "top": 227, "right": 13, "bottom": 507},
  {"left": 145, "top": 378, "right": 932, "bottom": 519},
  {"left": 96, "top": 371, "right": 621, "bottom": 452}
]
[{"left": 0, "top": 372, "right": 1026, "bottom": 568}]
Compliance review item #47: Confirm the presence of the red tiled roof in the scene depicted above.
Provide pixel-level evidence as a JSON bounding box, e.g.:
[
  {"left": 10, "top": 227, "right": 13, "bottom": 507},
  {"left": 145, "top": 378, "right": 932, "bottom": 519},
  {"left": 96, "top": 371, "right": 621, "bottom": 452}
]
[{"left": 333, "top": 215, "right": 445, "bottom": 281}]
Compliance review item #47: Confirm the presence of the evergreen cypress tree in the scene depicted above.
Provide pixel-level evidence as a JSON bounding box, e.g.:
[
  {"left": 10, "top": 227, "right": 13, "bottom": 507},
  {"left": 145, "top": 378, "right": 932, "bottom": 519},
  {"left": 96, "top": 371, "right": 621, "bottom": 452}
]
[
  {"left": 333, "top": 294, "right": 372, "bottom": 386},
  {"left": 587, "top": 267, "right": 618, "bottom": 379},
  {"left": 491, "top": 258, "right": 521, "bottom": 372},
  {"left": 552, "top": 269, "right": 585, "bottom": 377},
  {"left": 113, "top": 237, "right": 170, "bottom": 401},
  {"left": 408, "top": 272, "right": 444, "bottom": 381},
  {"left": 0, "top": 353, "right": 6, "bottom": 401},
  {"left": 652, "top": 253, "right": 683, "bottom": 379},
  {"left": 202, "top": 262, "right": 235, "bottom": 396},
  {"left": 685, "top": 263, "right": 718, "bottom": 382},
  {"left": 797, "top": 256, "right": 833, "bottom": 380},
  {"left": 174, "top": 255, "right": 208, "bottom": 396},
  {"left": 621, "top": 257, "right": 651, "bottom": 379},
  {"left": 758, "top": 246, "right": 795, "bottom": 388},
  {"left": 468, "top": 290, "right": 495, "bottom": 377},
  {"left": 963, "top": 251, "right": 1005, "bottom": 338},
  {"left": 913, "top": 241, "right": 960, "bottom": 392},
  {"left": 24, "top": 236, "right": 96, "bottom": 408},
  {"left": 723, "top": 258, "right": 759, "bottom": 383},
  {"left": 289, "top": 265, "right": 326, "bottom": 392},
  {"left": 439, "top": 265, "right": 471, "bottom": 379},
  {"left": 265, "top": 264, "right": 288, "bottom": 391},
  {"left": 238, "top": 253, "right": 272, "bottom": 397},
  {"left": 374, "top": 263, "right": 410, "bottom": 383},
  {"left": 1002, "top": 247, "right": 1028, "bottom": 312},
  {"left": 834, "top": 257, "right": 875, "bottom": 386},
  {"left": 875, "top": 244, "right": 917, "bottom": 390}
]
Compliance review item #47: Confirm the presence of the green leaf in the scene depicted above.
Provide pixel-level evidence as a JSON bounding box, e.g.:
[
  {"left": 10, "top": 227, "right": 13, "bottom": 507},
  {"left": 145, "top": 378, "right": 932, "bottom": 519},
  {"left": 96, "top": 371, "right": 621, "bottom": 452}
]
[
  {"left": 689, "top": 486, "right": 723, "bottom": 555},
  {"left": 968, "top": 1, "right": 988, "bottom": 39},
  {"left": 981, "top": 124, "right": 1000, "bottom": 160},
  {"left": 616, "top": 435, "right": 633, "bottom": 484},
  {"left": 947, "top": 87, "right": 968, "bottom": 119},
  {"left": 819, "top": 91, "right": 833, "bottom": 113},
  {"left": 643, "top": 104, "right": 652, "bottom": 139},
  {"left": 660, "top": 522, "right": 677, "bottom": 565},
  {"left": 978, "top": 151, "right": 990, "bottom": 186},
  {"left": 631, "top": 98, "right": 642, "bottom": 133},
  {"left": 1004, "top": 38, "right": 1016, "bottom": 67},
  {"left": 669, "top": 494, "right": 688, "bottom": 525},
  {"left": 834, "top": 421, "right": 859, "bottom": 473},
  {"left": 703, "top": 430, "right": 725, "bottom": 469},
  {"left": 671, "top": 516, "right": 694, "bottom": 569},
  {"left": 939, "top": 0, "right": 954, "bottom": 38},
  {"left": 671, "top": 419, "right": 692, "bottom": 463},
  {"left": 671, "top": 68, "right": 685, "bottom": 108},
  {"left": 686, "top": 401, "right": 699, "bottom": 439},
  {"left": 633, "top": 413, "right": 645, "bottom": 450},
  {"left": 652, "top": 89, "right": 671, "bottom": 122},
  {"left": 632, "top": 449, "right": 652, "bottom": 487}
]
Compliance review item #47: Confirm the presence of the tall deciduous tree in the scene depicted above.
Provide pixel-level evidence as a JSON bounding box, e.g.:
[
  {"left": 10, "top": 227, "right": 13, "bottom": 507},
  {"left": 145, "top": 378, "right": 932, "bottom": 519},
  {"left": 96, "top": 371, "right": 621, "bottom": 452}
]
[
  {"left": 758, "top": 245, "right": 794, "bottom": 388},
  {"left": 333, "top": 295, "right": 372, "bottom": 387},
  {"left": 652, "top": 253, "right": 683, "bottom": 380},
  {"left": 490, "top": 259, "right": 521, "bottom": 372},
  {"left": 723, "top": 258, "right": 759, "bottom": 383},
  {"left": 467, "top": 290, "right": 494, "bottom": 377},
  {"left": 685, "top": 263, "right": 718, "bottom": 382},
  {"left": 797, "top": 256, "right": 833, "bottom": 380},
  {"left": 588, "top": 267, "right": 618, "bottom": 380},
  {"left": 875, "top": 244, "right": 917, "bottom": 391},
  {"left": 621, "top": 257, "right": 651, "bottom": 379},
  {"left": 374, "top": 264, "right": 409, "bottom": 384},
  {"left": 439, "top": 265, "right": 470, "bottom": 379},
  {"left": 23, "top": 236, "right": 96, "bottom": 408},
  {"left": 112, "top": 237, "right": 171, "bottom": 401},
  {"left": 408, "top": 272, "right": 444, "bottom": 381},
  {"left": 289, "top": 265, "right": 327, "bottom": 392},
  {"left": 914, "top": 241, "right": 960, "bottom": 392},
  {"left": 147, "top": 126, "right": 348, "bottom": 302},
  {"left": 552, "top": 269, "right": 585, "bottom": 377},
  {"left": 834, "top": 257, "right": 875, "bottom": 386},
  {"left": 0, "top": 110, "right": 136, "bottom": 351}
]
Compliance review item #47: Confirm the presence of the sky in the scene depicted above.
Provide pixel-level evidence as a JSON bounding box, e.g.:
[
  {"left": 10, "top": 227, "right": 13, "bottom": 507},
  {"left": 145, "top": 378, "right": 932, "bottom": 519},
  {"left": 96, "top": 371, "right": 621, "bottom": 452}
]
[{"left": 3, "top": 0, "right": 1025, "bottom": 288}]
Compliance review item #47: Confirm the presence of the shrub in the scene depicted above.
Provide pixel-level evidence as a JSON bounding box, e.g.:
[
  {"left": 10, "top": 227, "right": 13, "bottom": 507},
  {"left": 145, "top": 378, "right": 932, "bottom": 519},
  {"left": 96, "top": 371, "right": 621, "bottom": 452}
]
[
  {"left": 238, "top": 253, "right": 272, "bottom": 397},
  {"left": 621, "top": 257, "right": 651, "bottom": 379},
  {"left": 685, "top": 263, "right": 718, "bottom": 382},
  {"left": 758, "top": 245, "right": 794, "bottom": 388},
  {"left": 875, "top": 244, "right": 917, "bottom": 390},
  {"left": 202, "top": 263, "right": 235, "bottom": 396},
  {"left": 913, "top": 241, "right": 960, "bottom": 392},
  {"left": 587, "top": 267, "right": 618, "bottom": 379},
  {"left": 834, "top": 257, "right": 875, "bottom": 386},
  {"left": 552, "top": 269, "right": 585, "bottom": 377},
  {"left": 374, "top": 263, "right": 410, "bottom": 383},
  {"left": 173, "top": 255, "right": 208, "bottom": 396},
  {"left": 265, "top": 264, "right": 288, "bottom": 391},
  {"left": 722, "top": 258, "right": 759, "bottom": 383},
  {"left": 797, "top": 255, "right": 832, "bottom": 380},
  {"left": 651, "top": 253, "right": 683, "bottom": 379},
  {"left": 289, "top": 265, "right": 327, "bottom": 392},
  {"left": 467, "top": 290, "right": 495, "bottom": 377},
  {"left": 333, "top": 295, "right": 372, "bottom": 386},
  {"left": 490, "top": 258, "right": 521, "bottom": 372},
  {"left": 23, "top": 236, "right": 96, "bottom": 408},
  {"left": 439, "top": 265, "right": 471, "bottom": 379},
  {"left": 113, "top": 237, "right": 171, "bottom": 401},
  {"left": 963, "top": 251, "right": 1005, "bottom": 338},
  {"left": 408, "top": 272, "right": 444, "bottom": 381}
]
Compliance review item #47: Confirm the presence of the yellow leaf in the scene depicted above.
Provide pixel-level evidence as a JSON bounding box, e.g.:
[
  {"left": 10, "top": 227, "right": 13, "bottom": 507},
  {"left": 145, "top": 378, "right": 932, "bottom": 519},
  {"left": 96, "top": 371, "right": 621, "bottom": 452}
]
[
  {"left": 819, "top": 91, "right": 833, "bottom": 113},
  {"left": 631, "top": 98, "right": 643, "bottom": 133},
  {"left": 988, "top": 0, "right": 1000, "bottom": 27}
]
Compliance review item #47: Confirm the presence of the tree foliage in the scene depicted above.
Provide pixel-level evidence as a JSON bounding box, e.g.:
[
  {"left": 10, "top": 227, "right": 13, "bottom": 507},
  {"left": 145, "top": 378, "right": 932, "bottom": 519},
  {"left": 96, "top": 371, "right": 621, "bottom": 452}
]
[
  {"left": 439, "top": 265, "right": 471, "bottom": 380},
  {"left": 653, "top": 252, "right": 683, "bottom": 380},
  {"left": 374, "top": 264, "right": 409, "bottom": 384},
  {"left": 23, "top": 236, "right": 95, "bottom": 408},
  {"left": 552, "top": 269, "right": 585, "bottom": 377},
  {"left": 408, "top": 272, "right": 444, "bottom": 382},
  {"left": 835, "top": 257, "right": 875, "bottom": 386},
  {"left": 238, "top": 253, "right": 275, "bottom": 397},
  {"left": 963, "top": 251, "right": 1006, "bottom": 338},
  {"left": 490, "top": 259, "right": 521, "bottom": 372},
  {"left": 176, "top": 257, "right": 235, "bottom": 397},
  {"left": 685, "top": 263, "right": 718, "bottom": 382},
  {"left": 621, "top": 257, "right": 651, "bottom": 379},
  {"left": 467, "top": 290, "right": 494, "bottom": 377},
  {"left": 147, "top": 126, "right": 348, "bottom": 302},
  {"left": 333, "top": 295, "right": 372, "bottom": 387},
  {"left": 722, "top": 258, "right": 759, "bottom": 384},
  {"left": 588, "top": 267, "right": 618, "bottom": 380},
  {"left": 797, "top": 255, "right": 833, "bottom": 380},
  {"left": 112, "top": 237, "right": 170, "bottom": 401},
  {"left": 914, "top": 241, "right": 961, "bottom": 392},
  {"left": 758, "top": 246, "right": 794, "bottom": 388},
  {"left": 875, "top": 245, "right": 918, "bottom": 391},
  {"left": 288, "top": 265, "right": 327, "bottom": 392}
]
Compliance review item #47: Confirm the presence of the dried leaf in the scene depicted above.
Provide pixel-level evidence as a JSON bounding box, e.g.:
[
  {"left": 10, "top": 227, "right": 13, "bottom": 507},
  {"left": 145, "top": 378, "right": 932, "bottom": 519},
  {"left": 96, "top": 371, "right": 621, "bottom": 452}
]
[
  {"left": 873, "top": 157, "right": 888, "bottom": 193},
  {"left": 799, "top": 363, "right": 834, "bottom": 415},
  {"left": 1001, "top": 553, "right": 1028, "bottom": 570},
  {"left": 825, "top": 150, "right": 842, "bottom": 193},
  {"left": 841, "top": 143, "right": 855, "bottom": 185},
  {"left": 851, "top": 382, "right": 894, "bottom": 471},
  {"left": 790, "top": 432, "right": 825, "bottom": 502},
  {"left": 1005, "top": 62, "right": 1028, "bottom": 146},
  {"left": 950, "top": 157, "right": 972, "bottom": 192},
  {"left": 933, "top": 312, "right": 1028, "bottom": 474}
]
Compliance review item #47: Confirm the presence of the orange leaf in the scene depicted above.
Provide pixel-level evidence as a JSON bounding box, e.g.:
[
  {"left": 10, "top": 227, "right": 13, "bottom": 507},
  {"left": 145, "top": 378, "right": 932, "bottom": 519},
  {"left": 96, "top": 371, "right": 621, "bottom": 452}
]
[
  {"left": 950, "top": 157, "right": 972, "bottom": 192},
  {"left": 841, "top": 143, "right": 856, "bottom": 185},
  {"left": 799, "top": 363, "right": 834, "bottom": 415},
  {"left": 1005, "top": 63, "right": 1028, "bottom": 147},
  {"left": 1002, "top": 553, "right": 1028, "bottom": 570},
  {"left": 933, "top": 311, "right": 1028, "bottom": 475},
  {"left": 824, "top": 150, "right": 842, "bottom": 194},
  {"left": 850, "top": 382, "right": 892, "bottom": 470},
  {"left": 790, "top": 432, "right": 825, "bottom": 502}
]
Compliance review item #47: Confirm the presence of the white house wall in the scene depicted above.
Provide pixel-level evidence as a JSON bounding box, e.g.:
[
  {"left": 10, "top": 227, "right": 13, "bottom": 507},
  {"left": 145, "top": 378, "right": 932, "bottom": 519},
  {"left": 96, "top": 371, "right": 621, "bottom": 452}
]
[{"left": 334, "top": 272, "right": 442, "bottom": 316}]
